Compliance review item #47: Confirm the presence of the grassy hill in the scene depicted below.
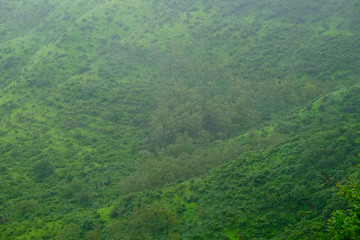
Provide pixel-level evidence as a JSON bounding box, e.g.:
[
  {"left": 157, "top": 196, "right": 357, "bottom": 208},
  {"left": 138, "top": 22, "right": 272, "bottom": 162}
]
[{"left": 0, "top": 0, "right": 359, "bottom": 239}]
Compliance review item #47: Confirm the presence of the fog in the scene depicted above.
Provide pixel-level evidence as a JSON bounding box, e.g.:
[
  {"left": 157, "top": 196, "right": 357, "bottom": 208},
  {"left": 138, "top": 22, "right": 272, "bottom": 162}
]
[{"left": 0, "top": 0, "right": 359, "bottom": 239}]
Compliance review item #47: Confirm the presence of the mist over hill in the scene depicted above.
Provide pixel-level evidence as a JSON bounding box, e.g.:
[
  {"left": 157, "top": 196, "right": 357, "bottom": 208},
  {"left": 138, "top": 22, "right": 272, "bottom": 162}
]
[{"left": 0, "top": 0, "right": 359, "bottom": 239}]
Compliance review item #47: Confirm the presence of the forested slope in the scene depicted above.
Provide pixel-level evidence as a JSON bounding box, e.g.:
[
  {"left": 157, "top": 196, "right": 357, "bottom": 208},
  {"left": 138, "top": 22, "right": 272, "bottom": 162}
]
[
  {"left": 107, "top": 85, "right": 360, "bottom": 239},
  {"left": 0, "top": 0, "right": 359, "bottom": 239}
]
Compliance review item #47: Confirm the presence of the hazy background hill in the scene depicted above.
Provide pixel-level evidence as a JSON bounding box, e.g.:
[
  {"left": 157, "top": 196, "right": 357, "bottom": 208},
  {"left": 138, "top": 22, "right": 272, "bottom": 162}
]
[{"left": 0, "top": 0, "right": 359, "bottom": 239}]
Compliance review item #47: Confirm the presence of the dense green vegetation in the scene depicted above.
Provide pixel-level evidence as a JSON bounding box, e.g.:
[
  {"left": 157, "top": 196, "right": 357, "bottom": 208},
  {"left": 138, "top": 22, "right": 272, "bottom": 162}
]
[
  {"left": 328, "top": 168, "right": 360, "bottom": 240},
  {"left": 0, "top": 0, "right": 359, "bottom": 239}
]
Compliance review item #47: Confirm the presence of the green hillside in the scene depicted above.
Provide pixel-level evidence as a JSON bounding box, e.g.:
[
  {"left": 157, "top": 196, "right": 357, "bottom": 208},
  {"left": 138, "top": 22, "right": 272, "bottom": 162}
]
[
  {"left": 0, "top": 0, "right": 359, "bottom": 239},
  {"left": 107, "top": 86, "right": 360, "bottom": 239}
]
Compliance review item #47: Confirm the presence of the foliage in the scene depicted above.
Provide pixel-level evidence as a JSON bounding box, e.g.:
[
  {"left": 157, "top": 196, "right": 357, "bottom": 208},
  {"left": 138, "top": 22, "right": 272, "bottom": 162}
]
[
  {"left": 56, "top": 223, "right": 82, "bottom": 240},
  {"left": 33, "top": 160, "right": 54, "bottom": 179},
  {"left": 328, "top": 166, "right": 360, "bottom": 240},
  {"left": 0, "top": 0, "right": 358, "bottom": 239}
]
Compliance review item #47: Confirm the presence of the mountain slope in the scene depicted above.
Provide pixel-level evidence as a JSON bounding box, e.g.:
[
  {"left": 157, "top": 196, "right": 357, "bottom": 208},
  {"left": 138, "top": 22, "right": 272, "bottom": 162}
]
[
  {"left": 0, "top": 0, "right": 359, "bottom": 239},
  {"left": 109, "top": 85, "right": 360, "bottom": 239}
]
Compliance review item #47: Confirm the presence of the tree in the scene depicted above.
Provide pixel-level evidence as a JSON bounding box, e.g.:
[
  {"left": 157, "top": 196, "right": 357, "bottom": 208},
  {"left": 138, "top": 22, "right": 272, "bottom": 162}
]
[
  {"left": 104, "top": 219, "right": 124, "bottom": 240},
  {"left": 128, "top": 203, "right": 177, "bottom": 238},
  {"left": 15, "top": 199, "right": 38, "bottom": 218},
  {"left": 56, "top": 223, "right": 81, "bottom": 240},
  {"left": 33, "top": 160, "right": 54, "bottom": 179},
  {"left": 86, "top": 229, "right": 101, "bottom": 240},
  {"left": 328, "top": 165, "right": 360, "bottom": 239}
]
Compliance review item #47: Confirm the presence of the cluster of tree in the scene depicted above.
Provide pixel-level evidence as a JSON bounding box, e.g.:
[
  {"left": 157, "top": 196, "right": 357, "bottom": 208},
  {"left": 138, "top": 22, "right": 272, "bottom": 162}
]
[
  {"left": 54, "top": 201, "right": 178, "bottom": 240},
  {"left": 113, "top": 86, "right": 360, "bottom": 239},
  {"left": 0, "top": 0, "right": 359, "bottom": 238},
  {"left": 328, "top": 164, "right": 360, "bottom": 240},
  {"left": 148, "top": 75, "right": 325, "bottom": 150},
  {"left": 118, "top": 74, "right": 326, "bottom": 193}
]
